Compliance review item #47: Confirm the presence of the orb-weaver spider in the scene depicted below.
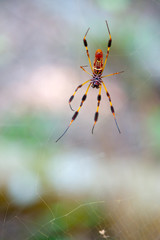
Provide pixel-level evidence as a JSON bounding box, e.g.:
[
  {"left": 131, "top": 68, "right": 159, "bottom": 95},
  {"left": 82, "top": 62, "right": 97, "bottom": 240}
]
[{"left": 56, "top": 20, "right": 124, "bottom": 142}]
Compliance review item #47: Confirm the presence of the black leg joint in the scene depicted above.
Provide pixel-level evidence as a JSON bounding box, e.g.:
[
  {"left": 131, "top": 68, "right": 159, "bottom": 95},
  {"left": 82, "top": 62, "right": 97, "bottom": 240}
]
[
  {"left": 108, "top": 39, "right": 112, "bottom": 48},
  {"left": 82, "top": 94, "right": 87, "bottom": 102},
  {"left": 107, "top": 92, "right": 110, "bottom": 97},
  {"left": 97, "top": 94, "right": 101, "bottom": 101},
  {"left": 76, "top": 84, "right": 82, "bottom": 91},
  {"left": 69, "top": 95, "right": 74, "bottom": 102},
  {"left": 83, "top": 39, "right": 88, "bottom": 47},
  {"left": 94, "top": 112, "right": 99, "bottom": 122},
  {"left": 72, "top": 111, "right": 79, "bottom": 120},
  {"left": 111, "top": 106, "right": 115, "bottom": 113}
]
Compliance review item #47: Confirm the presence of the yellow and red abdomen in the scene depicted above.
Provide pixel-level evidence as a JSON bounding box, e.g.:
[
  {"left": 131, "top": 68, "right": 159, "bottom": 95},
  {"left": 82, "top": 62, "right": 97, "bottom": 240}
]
[{"left": 93, "top": 49, "right": 103, "bottom": 74}]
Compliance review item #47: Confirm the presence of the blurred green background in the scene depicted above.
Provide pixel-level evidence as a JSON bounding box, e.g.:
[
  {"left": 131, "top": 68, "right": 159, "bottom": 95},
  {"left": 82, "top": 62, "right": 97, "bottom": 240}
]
[{"left": 0, "top": 0, "right": 160, "bottom": 239}]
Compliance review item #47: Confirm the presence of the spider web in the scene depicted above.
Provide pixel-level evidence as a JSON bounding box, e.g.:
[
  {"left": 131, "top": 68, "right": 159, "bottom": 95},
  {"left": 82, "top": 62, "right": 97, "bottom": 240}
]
[
  {"left": 1, "top": 185, "right": 160, "bottom": 240},
  {"left": 0, "top": 0, "right": 160, "bottom": 239}
]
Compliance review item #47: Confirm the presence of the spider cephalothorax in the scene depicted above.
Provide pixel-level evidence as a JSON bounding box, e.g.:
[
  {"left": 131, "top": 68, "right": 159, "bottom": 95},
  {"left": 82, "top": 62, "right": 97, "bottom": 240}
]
[
  {"left": 56, "top": 21, "right": 124, "bottom": 142},
  {"left": 91, "top": 73, "right": 102, "bottom": 88}
]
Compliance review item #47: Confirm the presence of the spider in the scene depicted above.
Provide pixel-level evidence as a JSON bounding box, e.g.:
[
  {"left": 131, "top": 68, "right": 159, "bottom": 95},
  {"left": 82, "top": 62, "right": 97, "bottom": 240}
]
[{"left": 56, "top": 20, "right": 124, "bottom": 142}]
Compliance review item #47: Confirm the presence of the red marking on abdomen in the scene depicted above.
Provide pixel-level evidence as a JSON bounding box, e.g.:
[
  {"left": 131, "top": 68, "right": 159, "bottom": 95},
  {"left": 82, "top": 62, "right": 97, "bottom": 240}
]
[{"left": 95, "top": 49, "right": 103, "bottom": 59}]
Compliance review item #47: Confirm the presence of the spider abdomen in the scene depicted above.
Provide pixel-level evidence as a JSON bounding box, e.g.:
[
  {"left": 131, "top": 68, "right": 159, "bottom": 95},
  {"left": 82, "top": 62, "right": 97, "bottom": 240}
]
[{"left": 93, "top": 49, "right": 103, "bottom": 74}]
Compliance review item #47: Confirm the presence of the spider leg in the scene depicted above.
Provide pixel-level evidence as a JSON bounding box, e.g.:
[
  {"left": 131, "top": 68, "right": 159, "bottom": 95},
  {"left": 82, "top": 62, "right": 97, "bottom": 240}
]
[
  {"left": 56, "top": 83, "right": 91, "bottom": 142},
  {"left": 102, "top": 81, "right": 121, "bottom": 134},
  {"left": 102, "top": 71, "right": 124, "bottom": 78},
  {"left": 83, "top": 28, "right": 94, "bottom": 73},
  {"left": 92, "top": 85, "right": 102, "bottom": 134},
  {"left": 69, "top": 79, "right": 91, "bottom": 111},
  {"left": 102, "top": 20, "right": 112, "bottom": 73},
  {"left": 80, "top": 66, "right": 92, "bottom": 76}
]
